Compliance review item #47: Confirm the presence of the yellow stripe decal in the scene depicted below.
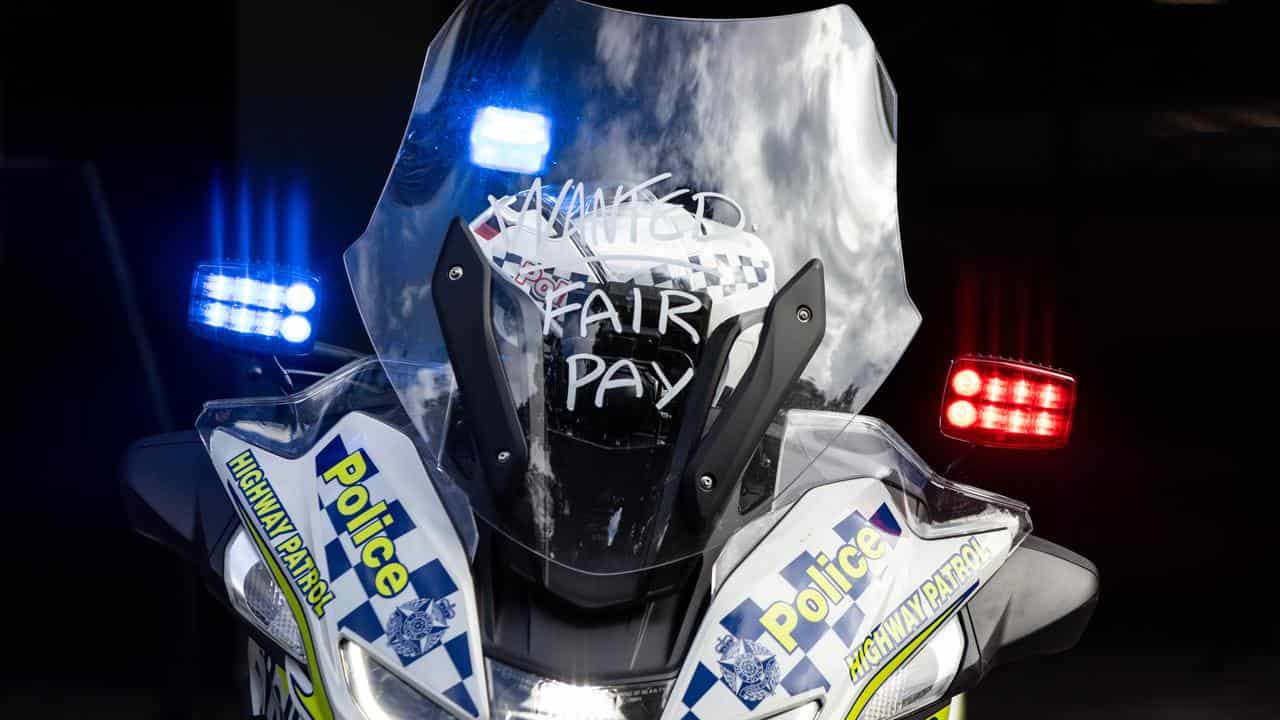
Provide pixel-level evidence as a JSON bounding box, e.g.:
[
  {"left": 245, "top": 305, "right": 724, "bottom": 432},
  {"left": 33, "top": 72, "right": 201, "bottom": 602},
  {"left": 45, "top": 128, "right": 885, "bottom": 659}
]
[
  {"left": 844, "top": 586, "right": 974, "bottom": 720},
  {"left": 235, "top": 489, "right": 335, "bottom": 720}
]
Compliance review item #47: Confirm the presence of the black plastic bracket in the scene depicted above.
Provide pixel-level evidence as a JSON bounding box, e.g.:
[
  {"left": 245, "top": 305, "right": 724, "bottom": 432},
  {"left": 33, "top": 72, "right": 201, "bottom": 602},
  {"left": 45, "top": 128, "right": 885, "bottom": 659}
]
[
  {"left": 432, "top": 217, "right": 529, "bottom": 497},
  {"left": 685, "top": 259, "right": 826, "bottom": 521}
]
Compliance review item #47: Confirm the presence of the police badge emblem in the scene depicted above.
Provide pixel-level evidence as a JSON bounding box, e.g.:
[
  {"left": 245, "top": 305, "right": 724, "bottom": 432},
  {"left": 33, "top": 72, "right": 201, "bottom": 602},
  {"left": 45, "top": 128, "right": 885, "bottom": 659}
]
[
  {"left": 715, "top": 634, "right": 781, "bottom": 707},
  {"left": 386, "top": 596, "right": 456, "bottom": 663}
]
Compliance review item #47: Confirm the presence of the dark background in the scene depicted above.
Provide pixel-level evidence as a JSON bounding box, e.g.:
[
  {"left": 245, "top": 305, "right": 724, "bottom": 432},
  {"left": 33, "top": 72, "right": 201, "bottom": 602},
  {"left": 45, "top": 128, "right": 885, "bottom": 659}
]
[{"left": 3, "top": 0, "right": 1277, "bottom": 717}]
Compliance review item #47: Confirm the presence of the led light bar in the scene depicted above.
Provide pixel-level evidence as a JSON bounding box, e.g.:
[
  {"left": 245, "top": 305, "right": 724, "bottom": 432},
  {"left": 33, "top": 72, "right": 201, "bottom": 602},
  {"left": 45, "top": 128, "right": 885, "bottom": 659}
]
[
  {"left": 469, "top": 106, "right": 551, "bottom": 174},
  {"left": 941, "top": 355, "right": 1076, "bottom": 449},
  {"left": 188, "top": 262, "right": 318, "bottom": 354}
]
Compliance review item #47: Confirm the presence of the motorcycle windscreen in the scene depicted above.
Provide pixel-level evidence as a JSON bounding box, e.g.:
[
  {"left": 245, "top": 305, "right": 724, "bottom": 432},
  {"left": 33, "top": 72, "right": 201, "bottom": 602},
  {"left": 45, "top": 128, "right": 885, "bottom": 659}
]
[{"left": 344, "top": 0, "right": 920, "bottom": 575}]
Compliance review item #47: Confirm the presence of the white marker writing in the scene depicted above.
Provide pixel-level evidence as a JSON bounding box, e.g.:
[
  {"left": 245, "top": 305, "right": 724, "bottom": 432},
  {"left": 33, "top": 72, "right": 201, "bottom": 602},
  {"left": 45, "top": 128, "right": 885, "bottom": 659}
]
[
  {"left": 595, "top": 359, "right": 643, "bottom": 408},
  {"left": 543, "top": 281, "right": 585, "bottom": 334},
  {"left": 653, "top": 365, "right": 695, "bottom": 410},
  {"left": 566, "top": 354, "right": 607, "bottom": 411},
  {"left": 658, "top": 290, "right": 702, "bottom": 344},
  {"left": 579, "top": 288, "right": 623, "bottom": 336}
]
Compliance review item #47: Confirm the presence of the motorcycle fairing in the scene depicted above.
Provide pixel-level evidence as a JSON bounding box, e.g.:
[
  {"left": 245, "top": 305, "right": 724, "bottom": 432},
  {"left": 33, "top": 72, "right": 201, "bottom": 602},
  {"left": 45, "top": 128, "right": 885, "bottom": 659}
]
[
  {"left": 662, "top": 479, "right": 1015, "bottom": 720},
  {"left": 248, "top": 635, "right": 318, "bottom": 720},
  {"left": 198, "top": 357, "right": 1028, "bottom": 720},
  {"left": 209, "top": 413, "right": 487, "bottom": 720}
]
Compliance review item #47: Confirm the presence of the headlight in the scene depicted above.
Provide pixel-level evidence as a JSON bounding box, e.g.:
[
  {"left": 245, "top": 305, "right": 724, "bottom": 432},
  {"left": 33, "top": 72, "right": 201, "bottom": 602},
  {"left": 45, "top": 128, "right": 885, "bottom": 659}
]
[
  {"left": 340, "top": 640, "right": 454, "bottom": 719},
  {"left": 224, "top": 527, "right": 305, "bottom": 660},
  {"left": 858, "top": 616, "right": 965, "bottom": 720},
  {"left": 488, "top": 659, "right": 671, "bottom": 720}
]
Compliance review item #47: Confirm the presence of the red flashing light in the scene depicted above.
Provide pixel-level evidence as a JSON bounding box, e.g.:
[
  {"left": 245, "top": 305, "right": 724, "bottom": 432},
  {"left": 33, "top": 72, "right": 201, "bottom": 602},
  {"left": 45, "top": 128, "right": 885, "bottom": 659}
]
[
  {"left": 947, "top": 400, "right": 978, "bottom": 428},
  {"left": 1012, "top": 380, "right": 1031, "bottom": 405},
  {"left": 951, "top": 369, "right": 982, "bottom": 397},
  {"left": 985, "top": 377, "right": 1006, "bottom": 403},
  {"left": 1038, "top": 383, "right": 1060, "bottom": 409},
  {"left": 941, "top": 356, "right": 1076, "bottom": 449}
]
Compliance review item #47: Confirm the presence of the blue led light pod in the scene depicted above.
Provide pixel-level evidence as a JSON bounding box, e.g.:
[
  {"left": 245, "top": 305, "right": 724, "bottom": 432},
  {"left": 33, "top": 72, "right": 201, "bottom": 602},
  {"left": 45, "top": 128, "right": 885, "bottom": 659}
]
[{"left": 188, "top": 262, "right": 318, "bottom": 355}]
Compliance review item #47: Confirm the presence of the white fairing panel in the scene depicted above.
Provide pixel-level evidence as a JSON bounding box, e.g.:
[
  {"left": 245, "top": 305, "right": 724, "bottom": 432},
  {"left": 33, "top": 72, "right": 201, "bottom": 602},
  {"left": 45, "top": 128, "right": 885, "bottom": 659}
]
[
  {"left": 662, "top": 479, "right": 1014, "bottom": 720},
  {"left": 203, "top": 364, "right": 1023, "bottom": 720},
  {"left": 210, "top": 413, "right": 486, "bottom": 719},
  {"left": 247, "top": 635, "right": 316, "bottom": 720}
]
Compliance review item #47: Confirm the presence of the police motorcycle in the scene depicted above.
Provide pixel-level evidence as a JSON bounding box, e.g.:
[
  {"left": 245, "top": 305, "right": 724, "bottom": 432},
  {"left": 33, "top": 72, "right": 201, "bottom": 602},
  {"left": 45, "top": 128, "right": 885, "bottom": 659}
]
[{"left": 122, "top": 2, "right": 1098, "bottom": 719}]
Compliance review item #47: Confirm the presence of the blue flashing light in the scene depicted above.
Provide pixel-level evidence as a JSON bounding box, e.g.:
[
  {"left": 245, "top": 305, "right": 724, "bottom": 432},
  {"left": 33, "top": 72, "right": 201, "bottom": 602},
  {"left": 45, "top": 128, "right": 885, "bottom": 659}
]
[
  {"left": 189, "top": 262, "right": 319, "bottom": 355},
  {"left": 284, "top": 282, "right": 316, "bottom": 313},
  {"left": 469, "top": 106, "right": 551, "bottom": 174},
  {"left": 279, "top": 315, "right": 312, "bottom": 344}
]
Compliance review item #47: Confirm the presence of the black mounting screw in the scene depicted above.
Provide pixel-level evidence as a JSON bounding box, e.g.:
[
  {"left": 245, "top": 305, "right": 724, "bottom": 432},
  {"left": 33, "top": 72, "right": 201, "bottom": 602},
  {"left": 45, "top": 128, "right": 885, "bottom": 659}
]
[{"left": 697, "top": 474, "right": 716, "bottom": 492}]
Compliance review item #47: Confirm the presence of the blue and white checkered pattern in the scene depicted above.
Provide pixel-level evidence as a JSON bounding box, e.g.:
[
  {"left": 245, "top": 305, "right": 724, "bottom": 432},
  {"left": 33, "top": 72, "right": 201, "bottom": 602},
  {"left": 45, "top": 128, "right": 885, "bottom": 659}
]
[
  {"left": 491, "top": 250, "right": 590, "bottom": 286},
  {"left": 676, "top": 504, "right": 902, "bottom": 720},
  {"left": 637, "top": 253, "right": 770, "bottom": 300},
  {"left": 492, "top": 248, "right": 770, "bottom": 302},
  {"left": 492, "top": 250, "right": 591, "bottom": 311},
  {"left": 312, "top": 436, "right": 480, "bottom": 718}
]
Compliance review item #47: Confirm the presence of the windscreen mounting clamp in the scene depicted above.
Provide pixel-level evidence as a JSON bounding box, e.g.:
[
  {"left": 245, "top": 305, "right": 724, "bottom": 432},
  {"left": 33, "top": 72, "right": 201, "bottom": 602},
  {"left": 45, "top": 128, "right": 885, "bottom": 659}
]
[
  {"left": 431, "top": 217, "right": 529, "bottom": 496},
  {"left": 685, "top": 259, "right": 826, "bottom": 522}
]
